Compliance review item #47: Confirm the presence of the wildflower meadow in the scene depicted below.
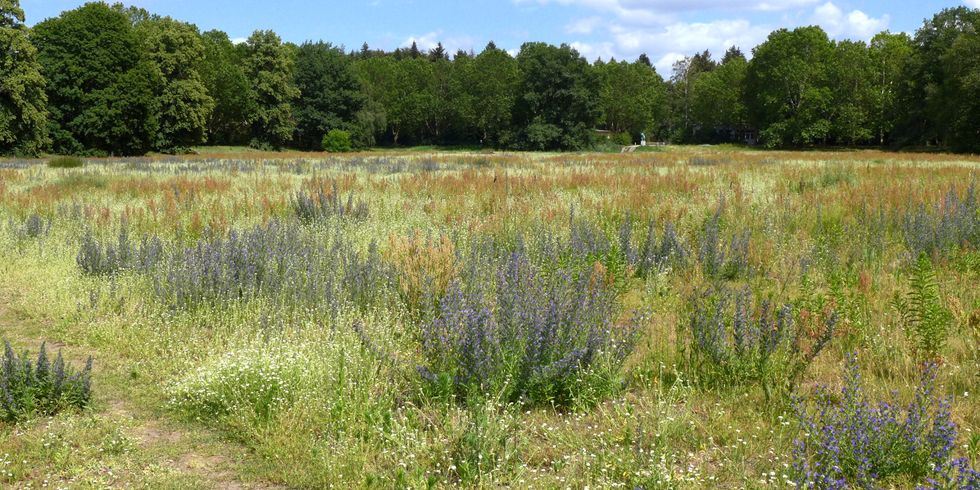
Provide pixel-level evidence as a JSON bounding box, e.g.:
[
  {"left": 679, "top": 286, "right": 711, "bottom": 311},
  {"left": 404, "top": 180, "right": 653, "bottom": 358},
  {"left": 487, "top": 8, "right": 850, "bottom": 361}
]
[{"left": 0, "top": 148, "right": 978, "bottom": 488}]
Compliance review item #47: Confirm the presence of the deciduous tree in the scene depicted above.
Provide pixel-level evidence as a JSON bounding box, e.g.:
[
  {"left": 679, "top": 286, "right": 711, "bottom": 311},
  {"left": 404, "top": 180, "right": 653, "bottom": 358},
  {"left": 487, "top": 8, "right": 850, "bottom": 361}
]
[
  {"left": 513, "top": 42, "right": 600, "bottom": 151},
  {"left": 0, "top": 0, "right": 48, "bottom": 155},
  {"left": 243, "top": 30, "right": 299, "bottom": 149},
  {"left": 293, "top": 41, "right": 364, "bottom": 150}
]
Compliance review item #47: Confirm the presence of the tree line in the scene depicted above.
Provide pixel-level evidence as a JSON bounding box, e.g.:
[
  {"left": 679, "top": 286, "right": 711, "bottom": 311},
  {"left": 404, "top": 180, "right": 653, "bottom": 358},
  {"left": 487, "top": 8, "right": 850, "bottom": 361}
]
[{"left": 1, "top": 1, "right": 978, "bottom": 156}]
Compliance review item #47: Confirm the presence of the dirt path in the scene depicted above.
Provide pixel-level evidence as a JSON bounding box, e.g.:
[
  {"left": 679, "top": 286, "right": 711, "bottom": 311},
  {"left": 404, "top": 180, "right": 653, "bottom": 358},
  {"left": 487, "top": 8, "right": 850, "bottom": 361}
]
[{"left": 0, "top": 287, "right": 275, "bottom": 489}]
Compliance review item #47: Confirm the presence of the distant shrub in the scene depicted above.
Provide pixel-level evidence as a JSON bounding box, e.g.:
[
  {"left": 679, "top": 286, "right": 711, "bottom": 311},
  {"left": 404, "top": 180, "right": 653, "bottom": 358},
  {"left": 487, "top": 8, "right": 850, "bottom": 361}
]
[
  {"left": 903, "top": 183, "right": 979, "bottom": 259},
  {"left": 17, "top": 213, "right": 51, "bottom": 239},
  {"left": 699, "top": 203, "right": 752, "bottom": 280},
  {"left": 689, "top": 156, "right": 725, "bottom": 166},
  {"left": 76, "top": 225, "right": 164, "bottom": 276},
  {"left": 322, "top": 129, "right": 353, "bottom": 153},
  {"left": 791, "top": 165, "right": 856, "bottom": 193},
  {"left": 793, "top": 357, "right": 977, "bottom": 489},
  {"left": 1, "top": 342, "right": 93, "bottom": 423},
  {"left": 612, "top": 132, "right": 633, "bottom": 146},
  {"left": 893, "top": 253, "right": 952, "bottom": 361},
  {"left": 46, "top": 156, "right": 84, "bottom": 169},
  {"left": 685, "top": 286, "right": 836, "bottom": 400},
  {"left": 418, "top": 249, "right": 639, "bottom": 408},
  {"left": 292, "top": 182, "right": 368, "bottom": 223}
]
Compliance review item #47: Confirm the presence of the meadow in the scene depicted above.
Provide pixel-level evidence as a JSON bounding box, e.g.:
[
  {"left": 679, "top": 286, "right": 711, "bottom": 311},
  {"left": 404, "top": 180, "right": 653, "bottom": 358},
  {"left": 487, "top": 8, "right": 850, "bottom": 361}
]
[{"left": 1, "top": 147, "right": 979, "bottom": 489}]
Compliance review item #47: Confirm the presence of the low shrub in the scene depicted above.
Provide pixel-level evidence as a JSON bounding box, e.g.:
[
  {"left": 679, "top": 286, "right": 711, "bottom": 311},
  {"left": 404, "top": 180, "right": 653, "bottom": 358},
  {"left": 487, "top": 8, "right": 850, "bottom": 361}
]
[
  {"left": 322, "top": 129, "right": 353, "bottom": 153},
  {"left": 291, "top": 182, "right": 368, "bottom": 223},
  {"left": 1, "top": 342, "right": 93, "bottom": 423},
  {"left": 903, "top": 183, "right": 978, "bottom": 259},
  {"left": 17, "top": 213, "right": 51, "bottom": 239},
  {"left": 684, "top": 286, "right": 836, "bottom": 400},
  {"left": 76, "top": 225, "right": 164, "bottom": 276},
  {"left": 46, "top": 156, "right": 84, "bottom": 169},
  {"left": 418, "top": 249, "right": 639, "bottom": 408},
  {"left": 612, "top": 132, "right": 633, "bottom": 146},
  {"left": 792, "top": 356, "right": 977, "bottom": 489},
  {"left": 169, "top": 344, "right": 311, "bottom": 429}
]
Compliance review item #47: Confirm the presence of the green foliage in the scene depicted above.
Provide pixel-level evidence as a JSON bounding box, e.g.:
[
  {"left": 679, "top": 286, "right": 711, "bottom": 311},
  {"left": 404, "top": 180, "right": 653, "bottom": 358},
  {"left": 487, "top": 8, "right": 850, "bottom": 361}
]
[
  {"left": 354, "top": 55, "right": 441, "bottom": 146},
  {"left": 828, "top": 40, "right": 875, "bottom": 145},
  {"left": 666, "top": 50, "right": 716, "bottom": 142},
  {"left": 293, "top": 42, "right": 364, "bottom": 150},
  {"left": 243, "top": 30, "right": 299, "bottom": 149},
  {"left": 513, "top": 42, "right": 600, "bottom": 151},
  {"left": 46, "top": 156, "right": 83, "bottom": 168},
  {"left": 899, "top": 7, "right": 980, "bottom": 152},
  {"left": 136, "top": 16, "right": 214, "bottom": 152},
  {"left": 33, "top": 2, "right": 160, "bottom": 156},
  {"left": 199, "top": 30, "right": 255, "bottom": 146},
  {"left": 611, "top": 131, "right": 632, "bottom": 146},
  {"left": 746, "top": 27, "right": 835, "bottom": 147},
  {"left": 321, "top": 129, "right": 353, "bottom": 153},
  {"left": 1, "top": 341, "right": 93, "bottom": 423},
  {"left": 596, "top": 59, "right": 666, "bottom": 137},
  {"left": 893, "top": 254, "right": 953, "bottom": 360},
  {"left": 0, "top": 0, "right": 49, "bottom": 156},
  {"left": 691, "top": 55, "right": 749, "bottom": 141},
  {"left": 452, "top": 43, "right": 519, "bottom": 146},
  {"left": 870, "top": 31, "right": 914, "bottom": 145}
]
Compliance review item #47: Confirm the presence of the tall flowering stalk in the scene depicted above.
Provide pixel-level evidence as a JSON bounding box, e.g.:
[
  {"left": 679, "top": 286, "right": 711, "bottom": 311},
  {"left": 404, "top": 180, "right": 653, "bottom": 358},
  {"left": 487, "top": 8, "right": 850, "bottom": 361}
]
[
  {"left": 686, "top": 286, "right": 836, "bottom": 400},
  {"left": 793, "top": 356, "right": 975, "bottom": 489},
  {"left": 903, "top": 183, "right": 979, "bottom": 259},
  {"left": 419, "top": 249, "right": 638, "bottom": 407}
]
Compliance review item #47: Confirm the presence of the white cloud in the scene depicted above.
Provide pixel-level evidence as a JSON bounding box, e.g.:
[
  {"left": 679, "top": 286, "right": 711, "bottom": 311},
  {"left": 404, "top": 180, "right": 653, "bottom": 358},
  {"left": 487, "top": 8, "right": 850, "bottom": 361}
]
[
  {"left": 599, "top": 18, "right": 770, "bottom": 74},
  {"left": 565, "top": 16, "right": 604, "bottom": 34},
  {"left": 811, "top": 1, "right": 888, "bottom": 39},
  {"left": 402, "top": 31, "right": 443, "bottom": 51},
  {"left": 653, "top": 52, "right": 685, "bottom": 76},
  {"left": 610, "top": 18, "right": 770, "bottom": 54},
  {"left": 517, "top": 0, "right": 819, "bottom": 19},
  {"left": 569, "top": 40, "right": 617, "bottom": 60},
  {"left": 965, "top": 0, "right": 980, "bottom": 8},
  {"left": 231, "top": 37, "right": 247, "bottom": 45}
]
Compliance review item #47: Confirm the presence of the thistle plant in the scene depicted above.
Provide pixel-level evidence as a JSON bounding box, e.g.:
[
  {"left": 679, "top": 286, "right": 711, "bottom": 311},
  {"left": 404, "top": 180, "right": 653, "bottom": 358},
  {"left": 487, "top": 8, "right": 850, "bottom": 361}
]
[
  {"left": 1, "top": 341, "right": 93, "bottom": 423},
  {"left": 793, "top": 356, "right": 975, "bottom": 489}
]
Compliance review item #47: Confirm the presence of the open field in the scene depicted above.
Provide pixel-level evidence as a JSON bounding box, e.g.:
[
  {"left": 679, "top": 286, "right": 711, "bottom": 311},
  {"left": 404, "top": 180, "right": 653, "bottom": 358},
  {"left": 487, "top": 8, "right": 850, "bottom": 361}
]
[{"left": 1, "top": 148, "right": 979, "bottom": 488}]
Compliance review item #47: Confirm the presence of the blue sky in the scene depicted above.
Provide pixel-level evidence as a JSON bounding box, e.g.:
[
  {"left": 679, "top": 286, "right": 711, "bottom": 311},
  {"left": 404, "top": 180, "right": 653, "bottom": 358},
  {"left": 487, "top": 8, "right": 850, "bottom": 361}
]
[{"left": 22, "top": 0, "right": 977, "bottom": 75}]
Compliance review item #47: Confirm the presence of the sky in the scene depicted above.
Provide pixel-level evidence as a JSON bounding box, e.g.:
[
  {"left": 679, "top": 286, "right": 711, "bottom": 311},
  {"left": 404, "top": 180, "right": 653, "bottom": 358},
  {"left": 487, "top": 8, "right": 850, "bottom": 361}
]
[{"left": 22, "top": 0, "right": 980, "bottom": 76}]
